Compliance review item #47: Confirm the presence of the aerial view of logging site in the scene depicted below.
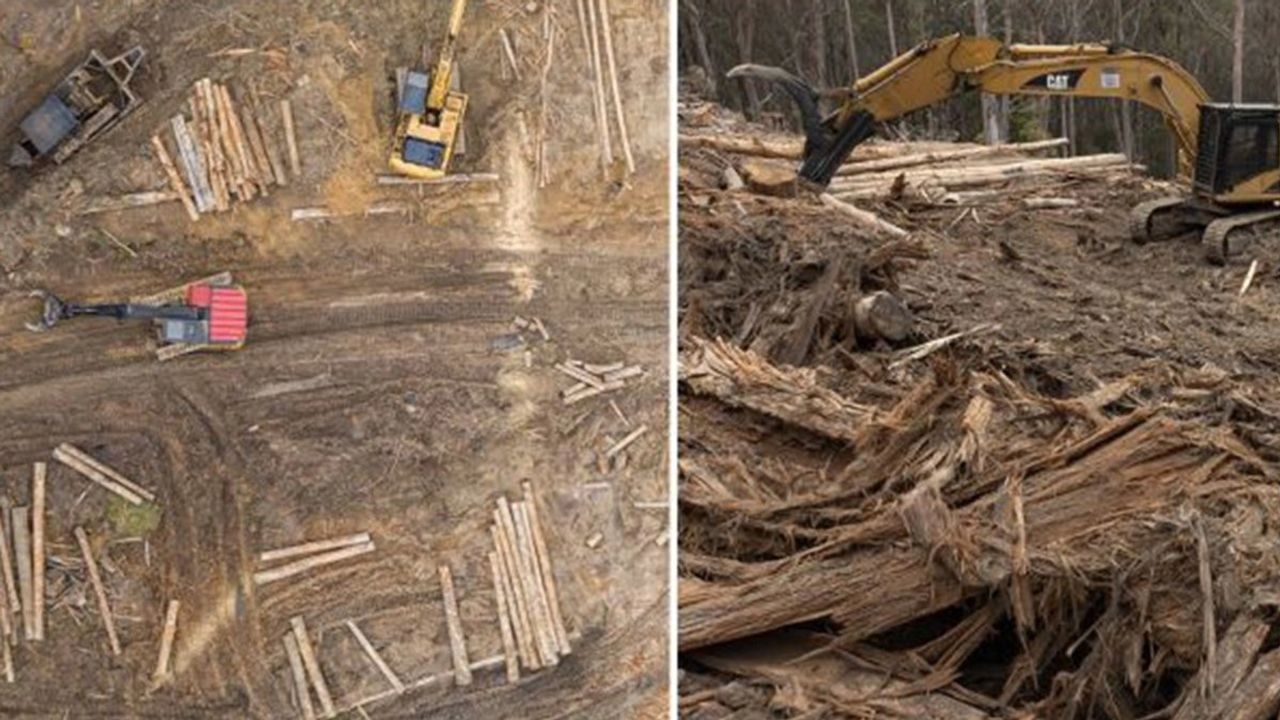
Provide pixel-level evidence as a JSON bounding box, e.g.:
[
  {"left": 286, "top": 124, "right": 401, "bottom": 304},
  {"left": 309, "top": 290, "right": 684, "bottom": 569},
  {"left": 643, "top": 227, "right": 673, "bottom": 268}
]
[
  {"left": 677, "top": 0, "right": 1280, "bottom": 718},
  {"left": 0, "top": 0, "right": 668, "bottom": 717}
]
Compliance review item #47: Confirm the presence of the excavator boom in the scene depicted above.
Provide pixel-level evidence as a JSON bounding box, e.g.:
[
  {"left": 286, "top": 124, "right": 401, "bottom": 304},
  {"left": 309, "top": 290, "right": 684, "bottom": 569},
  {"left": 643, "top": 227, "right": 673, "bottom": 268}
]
[{"left": 732, "top": 34, "right": 1210, "bottom": 186}]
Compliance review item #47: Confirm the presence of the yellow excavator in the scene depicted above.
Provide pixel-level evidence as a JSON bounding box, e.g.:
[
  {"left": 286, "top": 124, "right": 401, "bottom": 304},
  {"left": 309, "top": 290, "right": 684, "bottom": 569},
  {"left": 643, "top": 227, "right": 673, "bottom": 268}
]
[
  {"left": 389, "top": 0, "right": 469, "bottom": 179},
  {"left": 730, "top": 34, "right": 1280, "bottom": 263}
]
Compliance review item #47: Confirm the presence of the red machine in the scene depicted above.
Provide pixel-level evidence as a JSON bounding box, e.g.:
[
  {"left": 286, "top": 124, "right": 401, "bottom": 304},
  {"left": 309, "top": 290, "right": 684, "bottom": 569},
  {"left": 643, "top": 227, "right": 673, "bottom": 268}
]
[{"left": 28, "top": 272, "right": 248, "bottom": 361}]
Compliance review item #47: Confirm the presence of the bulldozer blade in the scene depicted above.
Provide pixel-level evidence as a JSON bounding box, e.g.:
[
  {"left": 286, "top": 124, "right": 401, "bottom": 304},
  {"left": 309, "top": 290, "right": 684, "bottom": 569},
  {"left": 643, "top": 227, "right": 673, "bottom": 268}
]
[{"left": 25, "top": 290, "right": 67, "bottom": 332}]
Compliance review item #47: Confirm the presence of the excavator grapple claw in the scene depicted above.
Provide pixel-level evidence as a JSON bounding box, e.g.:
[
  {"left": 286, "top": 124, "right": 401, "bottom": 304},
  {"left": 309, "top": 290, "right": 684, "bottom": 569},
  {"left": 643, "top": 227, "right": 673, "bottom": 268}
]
[{"left": 25, "top": 290, "right": 67, "bottom": 332}]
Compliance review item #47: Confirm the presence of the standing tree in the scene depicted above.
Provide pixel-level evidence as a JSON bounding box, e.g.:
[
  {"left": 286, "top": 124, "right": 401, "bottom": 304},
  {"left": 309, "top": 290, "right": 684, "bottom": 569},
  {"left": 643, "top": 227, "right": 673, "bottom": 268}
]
[{"left": 974, "top": 0, "right": 1001, "bottom": 143}]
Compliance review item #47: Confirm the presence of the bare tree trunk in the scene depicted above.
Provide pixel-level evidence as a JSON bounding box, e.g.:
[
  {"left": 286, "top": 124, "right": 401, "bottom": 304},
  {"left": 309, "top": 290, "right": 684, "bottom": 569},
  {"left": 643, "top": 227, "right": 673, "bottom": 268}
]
[
  {"left": 1233, "top": 0, "right": 1246, "bottom": 103},
  {"left": 885, "top": 0, "right": 899, "bottom": 58},
  {"left": 683, "top": 0, "right": 716, "bottom": 96},
  {"left": 1113, "top": 0, "right": 1134, "bottom": 158},
  {"left": 843, "top": 0, "right": 861, "bottom": 83},
  {"left": 974, "top": 0, "right": 1000, "bottom": 143},
  {"left": 810, "top": 0, "right": 829, "bottom": 89},
  {"left": 735, "top": 0, "right": 761, "bottom": 119},
  {"left": 1000, "top": 0, "right": 1013, "bottom": 140}
]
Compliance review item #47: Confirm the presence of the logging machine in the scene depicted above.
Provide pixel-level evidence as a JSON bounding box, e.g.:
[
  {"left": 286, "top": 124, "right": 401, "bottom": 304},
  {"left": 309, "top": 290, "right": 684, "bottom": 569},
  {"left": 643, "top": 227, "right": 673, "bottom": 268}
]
[
  {"left": 27, "top": 272, "right": 248, "bottom": 362},
  {"left": 731, "top": 34, "right": 1280, "bottom": 263},
  {"left": 9, "top": 46, "right": 145, "bottom": 168},
  {"left": 388, "top": 0, "right": 469, "bottom": 179}
]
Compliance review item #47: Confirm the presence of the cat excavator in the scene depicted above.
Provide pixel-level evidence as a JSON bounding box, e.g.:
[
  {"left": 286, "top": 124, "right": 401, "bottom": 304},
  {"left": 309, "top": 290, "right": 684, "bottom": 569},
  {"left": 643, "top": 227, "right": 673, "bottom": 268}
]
[
  {"left": 730, "top": 34, "right": 1280, "bottom": 263},
  {"left": 388, "top": 0, "right": 469, "bottom": 179}
]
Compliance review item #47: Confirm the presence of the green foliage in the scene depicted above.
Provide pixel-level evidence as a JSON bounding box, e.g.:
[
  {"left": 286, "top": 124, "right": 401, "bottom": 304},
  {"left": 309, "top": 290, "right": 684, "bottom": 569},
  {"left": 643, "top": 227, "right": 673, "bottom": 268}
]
[
  {"left": 105, "top": 496, "right": 163, "bottom": 537},
  {"left": 1008, "top": 98, "right": 1048, "bottom": 143}
]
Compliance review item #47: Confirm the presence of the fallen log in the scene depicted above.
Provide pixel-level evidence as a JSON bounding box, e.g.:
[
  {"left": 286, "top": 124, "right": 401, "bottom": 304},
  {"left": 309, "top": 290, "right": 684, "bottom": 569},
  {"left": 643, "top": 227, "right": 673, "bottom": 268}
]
[
  {"left": 283, "top": 633, "right": 317, "bottom": 720},
  {"left": 819, "top": 193, "right": 909, "bottom": 239},
  {"left": 259, "top": 532, "right": 371, "bottom": 564},
  {"left": 488, "top": 551, "right": 520, "bottom": 683},
  {"left": 10, "top": 508, "right": 32, "bottom": 642},
  {"left": 834, "top": 137, "right": 1068, "bottom": 176},
  {"left": 522, "top": 480, "right": 571, "bottom": 656},
  {"left": 55, "top": 444, "right": 156, "bottom": 503},
  {"left": 151, "top": 599, "right": 180, "bottom": 685},
  {"left": 290, "top": 617, "right": 335, "bottom": 719},
  {"left": 829, "top": 153, "right": 1131, "bottom": 199},
  {"left": 74, "top": 527, "right": 121, "bottom": 656},
  {"left": 439, "top": 565, "right": 472, "bottom": 686},
  {"left": 252, "top": 541, "right": 375, "bottom": 585},
  {"left": 680, "top": 134, "right": 803, "bottom": 160},
  {"left": 346, "top": 620, "right": 404, "bottom": 694},
  {"left": 30, "top": 464, "right": 44, "bottom": 642},
  {"left": 77, "top": 190, "right": 179, "bottom": 216}
]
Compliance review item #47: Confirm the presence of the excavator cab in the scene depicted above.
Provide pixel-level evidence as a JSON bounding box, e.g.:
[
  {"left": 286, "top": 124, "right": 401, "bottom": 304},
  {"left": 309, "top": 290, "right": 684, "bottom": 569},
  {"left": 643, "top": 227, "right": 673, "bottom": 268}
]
[{"left": 1193, "top": 105, "right": 1280, "bottom": 197}]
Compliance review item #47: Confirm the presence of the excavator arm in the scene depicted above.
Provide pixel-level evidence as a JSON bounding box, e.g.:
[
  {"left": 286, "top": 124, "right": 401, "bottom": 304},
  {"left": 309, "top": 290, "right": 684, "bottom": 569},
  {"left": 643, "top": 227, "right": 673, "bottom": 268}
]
[{"left": 731, "top": 34, "right": 1211, "bottom": 186}]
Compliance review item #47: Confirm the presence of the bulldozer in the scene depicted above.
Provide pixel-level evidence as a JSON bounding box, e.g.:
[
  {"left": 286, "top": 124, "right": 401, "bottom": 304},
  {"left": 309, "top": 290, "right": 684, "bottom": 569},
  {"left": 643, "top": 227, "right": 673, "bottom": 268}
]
[
  {"left": 730, "top": 34, "right": 1280, "bottom": 263},
  {"left": 9, "top": 46, "right": 145, "bottom": 168},
  {"left": 27, "top": 272, "right": 248, "bottom": 362},
  {"left": 388, "top": 0, "right": 469, "bottom": 179}
]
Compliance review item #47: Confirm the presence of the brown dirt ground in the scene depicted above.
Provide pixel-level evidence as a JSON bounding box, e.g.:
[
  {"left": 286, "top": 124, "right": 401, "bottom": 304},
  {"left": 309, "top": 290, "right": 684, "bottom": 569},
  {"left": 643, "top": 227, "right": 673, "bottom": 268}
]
[{"left": 0, "top": 1, "right": 668, "bottom": 718}]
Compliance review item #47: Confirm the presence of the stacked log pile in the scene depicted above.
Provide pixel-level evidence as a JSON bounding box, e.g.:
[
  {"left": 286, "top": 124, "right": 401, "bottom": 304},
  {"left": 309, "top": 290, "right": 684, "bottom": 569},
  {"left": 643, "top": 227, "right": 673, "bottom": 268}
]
[{"left": 148, "top": 78, "right": 296, "bottom": 221}]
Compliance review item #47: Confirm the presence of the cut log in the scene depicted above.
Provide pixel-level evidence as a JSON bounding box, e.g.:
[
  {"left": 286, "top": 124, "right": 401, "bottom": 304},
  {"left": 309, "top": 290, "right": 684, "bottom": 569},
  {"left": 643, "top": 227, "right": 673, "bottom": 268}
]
[
  {"left": 522, "top": 481, "right": 570, "bottom": 655},
  {"left": 171, "top": 115, "right": 214, "bottom": 213},
  {"left": 819, "top": 193, "right": 909, "bottom": 238},
  {"left": 290, "top": 617, "right": 334, "bottom": 718},
  {"left": 0, "top": 506, "right": 18, "bottom": 643},
  {"left": 488, "top": 551, "right": 520, "bottom": 683},
  {"left": 150, "top": 135, "right": 200, "bottom": 222},
  {"left": 283, "top": 633, "right": 317, "bottom": 720},
  {"left": 740, "top": 159, "right": 798, "bottom": 198},
  {"left": 512, "top": 502, "right": 559, "bottom": 663},
  {"left": 30, "top": 464, "right": 44, "bottom": 642},
  {"left": 74, "top": 527, "right": 120, "bottom": 656},
  {"left": 346, "top": 620, "right": 404, "bottom": 694},
  {"left": 281, "top": 99, "right": 301, "bottom": 178},
  {"left": 1022, "top": 197, "right": 1080, "bottom": 209},
  {"left": 77, "top": 190, "right": 179, "bottom": 216},
  {"left": 259, "top": 533, "right": 371, "bottom": 564},
  {"left": 438, "top": 565, "right": 472, "bottom": 686},
  {"left": 252, "top": 540, "right": 375, "bottom": 585},
  {"left": 491, "top": 523, "right": 538, "bottom": 670},
  {"left": 53, "top": 446, "right": 144, "bottom": 505},
  {"left": 853, "top": 291, "right": 914, "bottom": 344},
  {"left": 10, "top": 508, "right": 31, "bottom": 642},
  {"left": 680, "top": 134, "right": 804, "bottom": 160},
  {"left": 151, "top": 599, "right": 180, "bottom": 684},
  {"left": 55, "top": 444, "right": 155, "bottom": 503},
  {"left": 829, "top": 153, "right": 1131, "bottom": 200}
]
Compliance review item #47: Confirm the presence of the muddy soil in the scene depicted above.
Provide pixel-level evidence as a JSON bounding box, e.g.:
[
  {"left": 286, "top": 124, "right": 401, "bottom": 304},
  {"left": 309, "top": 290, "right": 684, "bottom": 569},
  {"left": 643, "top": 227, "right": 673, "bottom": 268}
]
[{"left": 0, "top": 1, "right": 668, "bottom": 718}]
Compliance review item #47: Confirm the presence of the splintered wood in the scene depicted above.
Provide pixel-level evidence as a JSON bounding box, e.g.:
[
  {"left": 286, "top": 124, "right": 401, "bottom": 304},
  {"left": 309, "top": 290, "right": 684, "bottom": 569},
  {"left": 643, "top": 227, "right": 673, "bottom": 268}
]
[
  {"left": 676, "top": 326, "right": 1280, "bottom": 717},
  {"left": 488, "top": 483, "right": 571, "bottom": 673}
]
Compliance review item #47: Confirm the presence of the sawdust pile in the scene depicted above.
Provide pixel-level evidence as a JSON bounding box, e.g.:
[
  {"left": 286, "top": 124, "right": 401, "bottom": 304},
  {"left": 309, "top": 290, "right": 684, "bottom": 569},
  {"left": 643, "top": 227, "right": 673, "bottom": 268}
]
[{"left": 677, "top": 100, "right": 1280, "bottom": 720}]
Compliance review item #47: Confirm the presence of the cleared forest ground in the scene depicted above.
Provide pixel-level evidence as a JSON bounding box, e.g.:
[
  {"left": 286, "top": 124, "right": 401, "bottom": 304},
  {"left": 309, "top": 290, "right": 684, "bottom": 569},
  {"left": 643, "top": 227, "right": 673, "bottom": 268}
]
[{"left": 677, "top": 98, "right": 1280, "bottom": 720}]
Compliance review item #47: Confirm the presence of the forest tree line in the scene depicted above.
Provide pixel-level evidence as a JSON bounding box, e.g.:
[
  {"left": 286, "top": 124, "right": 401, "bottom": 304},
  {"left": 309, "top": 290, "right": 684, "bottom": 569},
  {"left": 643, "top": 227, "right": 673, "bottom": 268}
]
[{"left": 678, "top": 0, "right": 1277, "bottom": 176}]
